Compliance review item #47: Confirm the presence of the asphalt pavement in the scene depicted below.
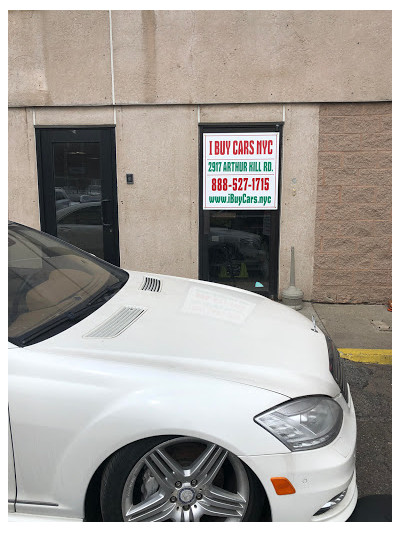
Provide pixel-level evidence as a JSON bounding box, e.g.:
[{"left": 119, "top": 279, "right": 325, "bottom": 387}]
[{"left": 343, "top": 358, "right": 392, "bottom": 498}]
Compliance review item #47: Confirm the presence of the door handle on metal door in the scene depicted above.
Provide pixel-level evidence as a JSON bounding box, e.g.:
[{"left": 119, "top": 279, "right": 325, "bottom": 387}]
[
  {"left": 101, "top": 199, "right": 112, "bottom": 229},
  {"left": 204, "top": 215, "right": 210, "bottom": 235}
]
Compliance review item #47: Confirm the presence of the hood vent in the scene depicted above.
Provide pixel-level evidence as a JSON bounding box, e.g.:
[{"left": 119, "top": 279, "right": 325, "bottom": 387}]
[
  {"left": 140, "top": 276, "right": 162, "bottom": 293},
  {"left": 84, "top": 306, "right": 146, "bottom": 339}
]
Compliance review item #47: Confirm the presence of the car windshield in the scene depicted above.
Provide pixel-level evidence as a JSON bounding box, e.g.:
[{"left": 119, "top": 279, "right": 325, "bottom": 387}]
[{"left": 8, "top": 223, "right": 129, "bottom": 346}]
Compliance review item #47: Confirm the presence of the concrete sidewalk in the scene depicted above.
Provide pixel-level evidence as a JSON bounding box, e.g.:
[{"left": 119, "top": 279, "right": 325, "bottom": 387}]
[{"left": 298, "top": 303, "right": 392, "bottom": 364}]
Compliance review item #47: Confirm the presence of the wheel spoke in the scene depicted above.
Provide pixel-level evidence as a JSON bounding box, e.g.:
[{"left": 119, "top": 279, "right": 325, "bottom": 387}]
[
  {"left": 144, "top": 448, "right": 184, "bottom": 488},
  {"left": 179, "top": 507, "right": 195, "bottom": 522},
  {"left": 199, "top": 485, "right": 247, "bottom": 518},
  {"left": 189, "top": 444, "right": 228, "bottom": 485},
  {"left": 126, "top": 493, "right": 174, "bottom": 522}
]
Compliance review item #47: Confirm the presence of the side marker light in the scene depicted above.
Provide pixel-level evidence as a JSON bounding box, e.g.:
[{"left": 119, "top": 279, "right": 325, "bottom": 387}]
[{"left": 270, "top": 477, "right": 296, "bottom": 495}]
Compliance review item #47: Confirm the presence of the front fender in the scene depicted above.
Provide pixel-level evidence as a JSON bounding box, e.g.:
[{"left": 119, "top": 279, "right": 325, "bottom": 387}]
[
  {"left": 56, "top": 371, "right": 289, "bottom": 517},
  {"left": 9, "top": 347, "right": 288, "bottom": 519}
]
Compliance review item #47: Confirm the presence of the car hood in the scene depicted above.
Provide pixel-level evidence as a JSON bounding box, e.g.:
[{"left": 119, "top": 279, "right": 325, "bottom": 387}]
[{"left": 31, "top": 272, "right": 340, "bottom": 399}]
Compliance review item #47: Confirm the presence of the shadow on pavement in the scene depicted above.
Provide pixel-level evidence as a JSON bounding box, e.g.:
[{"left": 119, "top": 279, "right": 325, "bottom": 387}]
[{"left": 347, "top": 495, "right": 392, "bottom": 522}]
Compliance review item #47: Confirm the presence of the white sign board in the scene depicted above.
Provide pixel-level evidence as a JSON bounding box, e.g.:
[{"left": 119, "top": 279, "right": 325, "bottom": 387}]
[{"left": 203, "top": 132, "right": 280, "bottom": 210}]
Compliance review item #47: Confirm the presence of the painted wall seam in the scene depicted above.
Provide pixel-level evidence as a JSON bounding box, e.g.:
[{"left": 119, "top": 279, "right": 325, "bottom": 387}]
[{"left": 109, "top": 10, "right": 116, "bottom": 106}]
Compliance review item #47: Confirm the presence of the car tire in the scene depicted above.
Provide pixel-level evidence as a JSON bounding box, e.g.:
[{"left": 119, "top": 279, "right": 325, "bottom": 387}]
[{"left": 100, "top": 435, "right": 266, "bottom": 522}]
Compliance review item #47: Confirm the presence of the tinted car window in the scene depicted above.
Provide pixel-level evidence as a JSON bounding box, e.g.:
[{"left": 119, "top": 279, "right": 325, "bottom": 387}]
[{"left": 8, "top": 223, "right": 128, "bottom": 346}]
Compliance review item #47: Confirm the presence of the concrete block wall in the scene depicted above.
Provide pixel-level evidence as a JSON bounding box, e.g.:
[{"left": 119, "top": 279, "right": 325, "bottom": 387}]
[{"left": 313, "top": 103, "right": 392, "bottom": 303}]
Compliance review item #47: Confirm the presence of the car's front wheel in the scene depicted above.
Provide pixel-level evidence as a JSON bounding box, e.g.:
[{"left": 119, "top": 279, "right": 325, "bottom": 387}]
[{"left": 100, "top": 436, "right": 265, "bottom": 522}]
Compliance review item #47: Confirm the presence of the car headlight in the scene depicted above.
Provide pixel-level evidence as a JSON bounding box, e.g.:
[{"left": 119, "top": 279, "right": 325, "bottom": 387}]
[{"left": 254, "top": 396, "right": 343, "bottom": 451}]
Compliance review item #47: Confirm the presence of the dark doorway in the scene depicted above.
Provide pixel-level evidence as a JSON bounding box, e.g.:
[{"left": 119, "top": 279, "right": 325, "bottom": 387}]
[
  {"left": 36, "top": 128, "right": 120, "bottom": 266},
  {"left": 199, "top": 124, "right": 282, "bottom": 299}
]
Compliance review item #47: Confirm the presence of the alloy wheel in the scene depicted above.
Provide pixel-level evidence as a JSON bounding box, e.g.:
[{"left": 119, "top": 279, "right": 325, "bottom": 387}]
[{"left": 121, "top": 437, "right": 250, "bottom": 522}]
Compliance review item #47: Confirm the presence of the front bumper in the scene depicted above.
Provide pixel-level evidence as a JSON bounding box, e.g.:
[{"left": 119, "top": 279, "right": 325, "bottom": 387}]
[{"left": 241, "top": 388, "right": 357, "bottom": 522}]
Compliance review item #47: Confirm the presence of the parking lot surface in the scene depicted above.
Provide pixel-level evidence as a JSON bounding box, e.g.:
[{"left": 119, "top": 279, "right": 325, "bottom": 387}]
[{"left": 344, "top": 359, "right": 392, "bottom": 498}]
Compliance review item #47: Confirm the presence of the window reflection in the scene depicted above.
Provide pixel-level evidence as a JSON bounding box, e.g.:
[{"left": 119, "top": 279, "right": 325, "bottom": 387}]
[
  {"left": 53, "top": 142, "right": 104, "bottom": 258},
  {"left": 208, "top": 211, "right": 271, "bottom": 294}
]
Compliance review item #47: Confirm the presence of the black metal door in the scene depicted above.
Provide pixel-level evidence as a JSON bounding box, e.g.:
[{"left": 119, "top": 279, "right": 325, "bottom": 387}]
[
  {"left": 199, "top": 124, "right": 282, "bottom": 299},
  {"left": 36, "top": 127, "right": 120, "bottom": 266}
]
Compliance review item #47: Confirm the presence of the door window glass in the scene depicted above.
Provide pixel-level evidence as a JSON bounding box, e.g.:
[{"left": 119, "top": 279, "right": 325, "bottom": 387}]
[
  {"left": 53, "top": 142, "right": 104, "bottom": 258},
  {"left": 59, "top": 205, "right": 102, "bottom": 226},
  {"left": 76, "top": 205, "right": 102, "bottom": 225},
  {"left": 208, "top": 211, "right": 272, "bottom": 295}
]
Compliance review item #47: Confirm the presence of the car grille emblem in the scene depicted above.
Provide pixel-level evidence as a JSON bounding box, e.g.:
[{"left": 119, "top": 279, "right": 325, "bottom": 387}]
[{"left": 311, "top": 315, "right": 318, "bottom": 333}]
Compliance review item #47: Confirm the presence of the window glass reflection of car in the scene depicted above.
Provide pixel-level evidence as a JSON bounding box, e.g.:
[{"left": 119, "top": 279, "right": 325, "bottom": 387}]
[
  {"left": 56, "top": 202, "right": 103, "bottom": 258},
  {"left": 209, "top": 227, "right": 269, "bottom": 279},
  {"left": 55, "top": 187, "right": 71, "bottom": 210}
]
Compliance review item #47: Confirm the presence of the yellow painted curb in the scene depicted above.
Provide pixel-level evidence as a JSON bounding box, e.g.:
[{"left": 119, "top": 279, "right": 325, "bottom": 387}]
[{"left": 338, "top": 349, "right": 392, "bottom": 365}]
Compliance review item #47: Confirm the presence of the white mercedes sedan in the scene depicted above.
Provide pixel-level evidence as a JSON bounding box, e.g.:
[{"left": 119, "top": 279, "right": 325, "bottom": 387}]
[{"left": 8, "top": 222, "right": 357, "bottom": 522}]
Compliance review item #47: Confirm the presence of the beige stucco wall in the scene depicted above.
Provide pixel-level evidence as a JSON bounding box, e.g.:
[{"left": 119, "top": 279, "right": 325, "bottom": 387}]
[
  {"left": 9, "top": 11, "right": 112, "bottom": 107},
  {"left": 8, "top": 108, "right": 40, "bottom": 229},
  {"left": 9, "top": 10, "right": 391, "bottom": 107},
  {"left": 115, "top": 105, "right": 199, "bottom": 278},
  {"left": 279, "top": 105, "right": 320, "bottom": 300},
  {"left": 33, "top": 106, "right": 115, "bottom": 126}
]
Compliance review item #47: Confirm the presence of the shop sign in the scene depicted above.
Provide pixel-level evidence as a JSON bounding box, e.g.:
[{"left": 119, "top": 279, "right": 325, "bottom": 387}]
[{"left": 203, "top": 132, "right": 280, "bottom": 210}]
